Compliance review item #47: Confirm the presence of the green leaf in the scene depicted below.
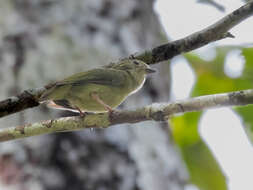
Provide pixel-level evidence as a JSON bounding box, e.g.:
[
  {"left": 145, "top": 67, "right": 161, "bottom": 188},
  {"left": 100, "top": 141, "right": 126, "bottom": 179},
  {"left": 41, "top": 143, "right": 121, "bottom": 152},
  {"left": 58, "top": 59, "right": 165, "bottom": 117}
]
[
  {"left": 171, "top": 112, "right": 227, "bottom": 190},
  {"left": 242, "top": 47, "right": 253, "bottom": 74},
  {"left": 181, "top": 141, "right": 227, "bottom": 190},
  {"left": 171, "top": 112, "right": 201, "bottom": 146},
  {"left": 186, "top": 47, "right": 253, "bottom": 143},
  {"left": 235, "top": 105, "right": 253, "bottom": 142},
  {"left": 232, "top": 47, "right": 253, "bottom": 143}
]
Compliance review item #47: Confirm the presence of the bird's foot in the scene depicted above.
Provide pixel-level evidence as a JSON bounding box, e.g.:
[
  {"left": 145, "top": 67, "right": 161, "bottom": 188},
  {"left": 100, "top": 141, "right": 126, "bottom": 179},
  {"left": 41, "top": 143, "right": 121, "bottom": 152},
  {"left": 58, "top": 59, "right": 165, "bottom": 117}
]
[
  {"left": 74, "top": 106, "right": 86, "bottom": 118},
  {"left": 90, "top": 92, "right": 114, "bottom": 114}
]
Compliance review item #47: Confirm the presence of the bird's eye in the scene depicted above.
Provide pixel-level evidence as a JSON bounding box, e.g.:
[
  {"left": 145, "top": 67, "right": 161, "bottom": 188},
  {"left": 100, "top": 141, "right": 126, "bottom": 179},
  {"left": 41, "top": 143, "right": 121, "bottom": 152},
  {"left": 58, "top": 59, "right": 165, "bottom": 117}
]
[{"left": 133, "top": 61, "right": 139, "bottom": 65}]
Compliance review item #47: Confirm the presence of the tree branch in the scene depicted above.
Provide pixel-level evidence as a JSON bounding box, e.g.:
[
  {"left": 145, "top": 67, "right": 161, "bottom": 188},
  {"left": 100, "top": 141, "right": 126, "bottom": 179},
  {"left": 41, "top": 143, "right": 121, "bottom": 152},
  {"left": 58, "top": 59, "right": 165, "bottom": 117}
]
[
  {"left": 1, "top": 89, "right": 253, "bottom": 142},
  {"left": 135, "top": 1, "right": 253, "bottom": 64},
  {"left": 0, "top": 87, "right": 45, "bottom": 118},
  {"left": 1, "top": 1, "right": 253, "bottom": 118}
]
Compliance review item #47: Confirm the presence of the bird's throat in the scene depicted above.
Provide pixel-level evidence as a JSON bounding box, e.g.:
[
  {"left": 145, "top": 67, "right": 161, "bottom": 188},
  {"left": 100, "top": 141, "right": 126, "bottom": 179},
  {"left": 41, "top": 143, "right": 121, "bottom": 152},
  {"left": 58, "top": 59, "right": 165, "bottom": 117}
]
[{"left": 126, "top": 71, "right": 146, "bottom": 96}]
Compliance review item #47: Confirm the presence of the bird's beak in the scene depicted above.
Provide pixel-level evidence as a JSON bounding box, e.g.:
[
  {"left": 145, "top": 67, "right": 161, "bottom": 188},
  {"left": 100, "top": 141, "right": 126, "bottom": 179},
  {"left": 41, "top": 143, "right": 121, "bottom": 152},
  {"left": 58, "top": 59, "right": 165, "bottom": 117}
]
[{"left": 145, "top": 68, "right": 156, "bottom": 74}]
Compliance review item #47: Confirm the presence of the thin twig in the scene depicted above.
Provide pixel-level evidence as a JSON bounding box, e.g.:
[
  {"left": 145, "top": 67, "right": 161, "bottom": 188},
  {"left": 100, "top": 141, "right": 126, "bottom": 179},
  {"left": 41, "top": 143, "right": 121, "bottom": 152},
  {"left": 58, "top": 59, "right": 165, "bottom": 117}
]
[{"left": 1, "top": 89, "right": 253, "bottom": 142}]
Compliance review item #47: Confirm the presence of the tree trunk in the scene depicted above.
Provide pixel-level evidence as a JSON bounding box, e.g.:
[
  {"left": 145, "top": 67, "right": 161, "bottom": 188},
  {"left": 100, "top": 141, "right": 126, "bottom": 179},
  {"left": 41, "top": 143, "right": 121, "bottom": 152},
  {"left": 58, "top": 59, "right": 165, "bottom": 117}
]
[{"left": 0, "top": 0, "right": 187, "bottom": 189}]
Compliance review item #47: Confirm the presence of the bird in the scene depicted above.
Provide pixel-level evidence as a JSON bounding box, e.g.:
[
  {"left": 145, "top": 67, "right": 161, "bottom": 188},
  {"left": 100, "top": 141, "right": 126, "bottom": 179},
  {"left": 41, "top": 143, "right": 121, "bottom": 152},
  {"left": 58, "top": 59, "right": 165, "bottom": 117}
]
[{"left": 39, "top": 59, "right": 156, "bottom": 116}]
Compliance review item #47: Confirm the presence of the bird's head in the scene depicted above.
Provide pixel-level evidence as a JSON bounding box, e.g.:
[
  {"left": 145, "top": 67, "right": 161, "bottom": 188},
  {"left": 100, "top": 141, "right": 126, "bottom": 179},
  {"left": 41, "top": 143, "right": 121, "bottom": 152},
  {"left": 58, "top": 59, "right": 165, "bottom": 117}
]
[{"left": 112, "top": 59, "right": 156, "bottom": 75}]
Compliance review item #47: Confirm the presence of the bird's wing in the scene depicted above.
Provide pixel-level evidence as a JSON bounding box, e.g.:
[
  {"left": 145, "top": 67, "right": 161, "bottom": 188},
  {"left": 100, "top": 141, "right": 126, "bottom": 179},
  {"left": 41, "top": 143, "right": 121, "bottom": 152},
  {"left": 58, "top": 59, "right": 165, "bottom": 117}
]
[
  {"left": 39, "top": 68, "right": 127, "bottom": 101},
  {"left": 56, "top": 68, "right": 126, "bottom": 87}
]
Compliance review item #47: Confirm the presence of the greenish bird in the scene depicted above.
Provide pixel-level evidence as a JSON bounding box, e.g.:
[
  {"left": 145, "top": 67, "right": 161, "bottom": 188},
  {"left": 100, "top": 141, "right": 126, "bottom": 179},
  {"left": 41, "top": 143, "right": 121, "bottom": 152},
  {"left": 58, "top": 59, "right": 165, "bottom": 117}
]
[{"left": 39, "top": 59, "right": 155, "bottom": 115}]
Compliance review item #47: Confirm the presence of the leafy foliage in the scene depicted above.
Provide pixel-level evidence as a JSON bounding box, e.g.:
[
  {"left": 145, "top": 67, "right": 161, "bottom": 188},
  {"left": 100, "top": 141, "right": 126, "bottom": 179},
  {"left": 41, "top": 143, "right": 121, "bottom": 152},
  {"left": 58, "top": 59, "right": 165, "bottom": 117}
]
[
  {"left": 170, "top": 46, "right": 253, "bottom": 189},
  {"left": 171, "top": 112, "right": 227, "bottom": 190}
]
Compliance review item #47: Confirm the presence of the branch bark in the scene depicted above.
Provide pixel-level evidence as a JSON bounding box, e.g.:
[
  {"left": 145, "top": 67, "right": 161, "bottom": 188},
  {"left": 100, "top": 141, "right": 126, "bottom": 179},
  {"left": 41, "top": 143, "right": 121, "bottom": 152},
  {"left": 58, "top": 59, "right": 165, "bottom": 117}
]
[
  {"left": 1, "top": 89, "right": 253, "bottom": 142},
  {"left": 135, "top": 1, "right": 253, "bottom": 64},
  {"left": 1, "top": 1, "right": 253, "bottom": 118},
  {"left": 0, "top": 88, "right": 45, "bottom": 118}
]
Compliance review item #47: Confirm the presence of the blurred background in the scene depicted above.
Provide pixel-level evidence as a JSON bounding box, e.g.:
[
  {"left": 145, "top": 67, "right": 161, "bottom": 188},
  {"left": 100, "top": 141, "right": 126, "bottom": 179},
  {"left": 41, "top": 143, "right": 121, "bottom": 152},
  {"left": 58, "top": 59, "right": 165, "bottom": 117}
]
[{"left": 0, "top": 0, "right": 253, "bottom": 190}]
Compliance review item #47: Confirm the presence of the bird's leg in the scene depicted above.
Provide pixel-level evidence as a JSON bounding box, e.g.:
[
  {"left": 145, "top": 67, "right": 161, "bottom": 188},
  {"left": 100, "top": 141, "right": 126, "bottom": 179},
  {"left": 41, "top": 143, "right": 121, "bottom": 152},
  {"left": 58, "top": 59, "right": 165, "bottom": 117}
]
[
  {"left": 73, "top": 106, "right": 86, "bottom": 117},
  {"left": 90, "top": 92, "right": 114, "bottom": 113}
]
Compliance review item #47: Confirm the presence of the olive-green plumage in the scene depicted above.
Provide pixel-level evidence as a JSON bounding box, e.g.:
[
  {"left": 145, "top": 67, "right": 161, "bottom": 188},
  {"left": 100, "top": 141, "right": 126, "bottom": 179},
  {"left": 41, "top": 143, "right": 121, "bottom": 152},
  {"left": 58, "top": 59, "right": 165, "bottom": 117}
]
[{"left": 39, "top": 59, "right": 155, "bottom": 113}]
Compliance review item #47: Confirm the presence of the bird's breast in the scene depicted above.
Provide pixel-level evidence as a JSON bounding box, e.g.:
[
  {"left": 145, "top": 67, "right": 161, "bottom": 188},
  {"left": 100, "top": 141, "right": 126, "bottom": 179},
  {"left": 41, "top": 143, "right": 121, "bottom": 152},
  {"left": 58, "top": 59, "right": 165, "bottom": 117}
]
[{"left": 128, "top": 77, "right": 146, "bottom": 96}]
